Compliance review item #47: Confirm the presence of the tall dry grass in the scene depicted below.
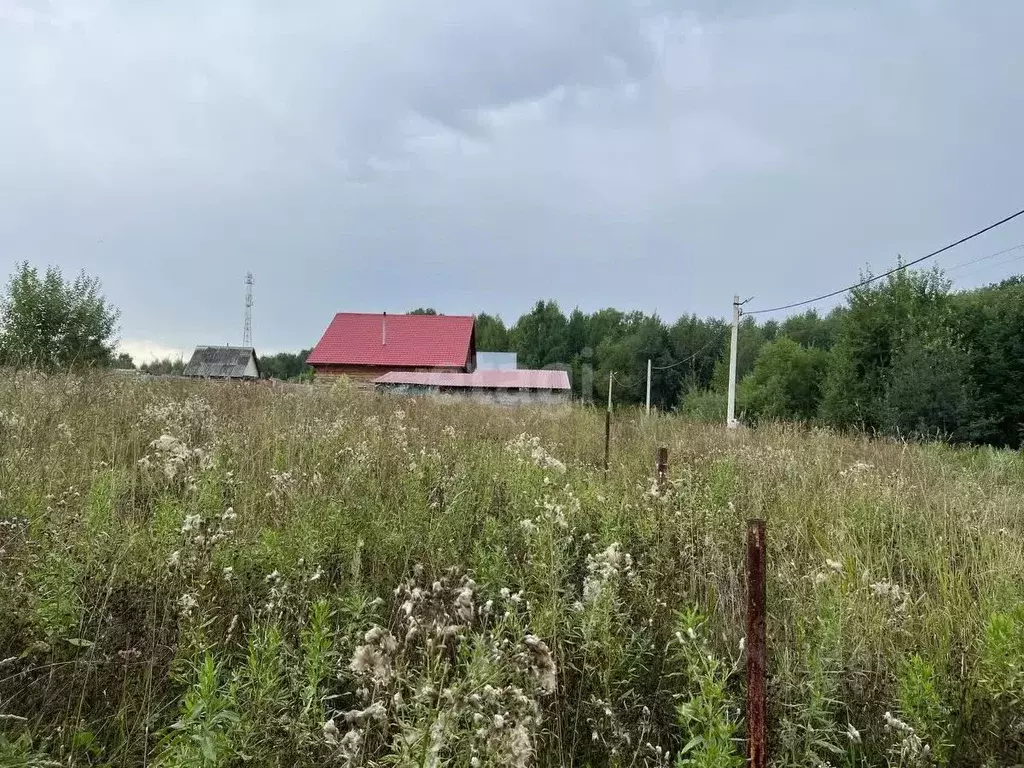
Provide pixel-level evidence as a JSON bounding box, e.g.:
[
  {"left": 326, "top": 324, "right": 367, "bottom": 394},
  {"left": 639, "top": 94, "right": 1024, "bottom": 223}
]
[{"left": 0, "top": 371, "right": 1022, "bottom": 767}]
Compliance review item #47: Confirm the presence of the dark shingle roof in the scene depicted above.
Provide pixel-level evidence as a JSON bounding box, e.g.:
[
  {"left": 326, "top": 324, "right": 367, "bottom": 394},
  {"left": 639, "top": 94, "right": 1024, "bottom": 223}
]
[{"left": 182, "top": 346, "right": 260, "bottom": 379}]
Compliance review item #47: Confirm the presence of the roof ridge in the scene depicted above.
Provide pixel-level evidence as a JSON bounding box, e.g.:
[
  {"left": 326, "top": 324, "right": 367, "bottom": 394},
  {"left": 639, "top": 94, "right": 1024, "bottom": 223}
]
[
  {"left": 331, "top": 311, "right": 474, "bottom": 319},
  {"left": 307, "top": 312, "right": 476, "bottom": 368}
]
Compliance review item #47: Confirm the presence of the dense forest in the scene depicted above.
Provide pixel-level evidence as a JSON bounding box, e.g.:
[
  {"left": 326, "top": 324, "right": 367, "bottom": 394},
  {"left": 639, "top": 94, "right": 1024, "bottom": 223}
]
[{"left": 251, "top": 268, "right": 1024, "bottom": 449}]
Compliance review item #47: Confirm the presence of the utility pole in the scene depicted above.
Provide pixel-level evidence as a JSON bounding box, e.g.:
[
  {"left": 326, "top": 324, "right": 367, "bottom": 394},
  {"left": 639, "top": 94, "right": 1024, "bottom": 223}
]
[
  {"left": 727, "top": 294, "right": 740, "bottom": 428},
  {"left": 646, "top": 358, "right": 652, "bottom": 416}
]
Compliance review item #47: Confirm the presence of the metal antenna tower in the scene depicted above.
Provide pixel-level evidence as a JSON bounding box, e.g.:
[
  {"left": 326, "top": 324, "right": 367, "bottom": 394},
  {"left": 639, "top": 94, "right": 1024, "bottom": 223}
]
[{"left": 243, "top": 272, "right": 253, "bottom": 347}]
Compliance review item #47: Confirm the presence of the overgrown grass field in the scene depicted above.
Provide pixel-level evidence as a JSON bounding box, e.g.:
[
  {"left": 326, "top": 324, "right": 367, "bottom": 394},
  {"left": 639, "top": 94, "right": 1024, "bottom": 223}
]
[{"left": 1, "top": 374, "right": 1022, "bottom": 766}]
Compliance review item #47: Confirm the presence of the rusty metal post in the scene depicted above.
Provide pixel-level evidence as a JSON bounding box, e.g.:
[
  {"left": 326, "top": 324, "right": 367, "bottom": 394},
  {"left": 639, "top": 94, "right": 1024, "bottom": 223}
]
[
  {"left": 656, "top": 447, "right": 668, "bottom": 493},
  {"left": 604, "top": 372, "right": 612, "bottom": 472},
  {"left": 746, "top": 519, "right": 767, "bottom": 767}
]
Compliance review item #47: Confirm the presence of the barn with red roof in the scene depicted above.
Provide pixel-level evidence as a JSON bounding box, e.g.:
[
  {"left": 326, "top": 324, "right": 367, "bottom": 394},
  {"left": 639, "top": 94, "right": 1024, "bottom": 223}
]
[
  {"left": 306, "top": 312, "right": 477, "bottom": 382},
  {"left": 308, "top": 311, "right": 572, "bottom": 403},
  {"left": 372, "top": 369, "right": 571, "bottom": 405}
]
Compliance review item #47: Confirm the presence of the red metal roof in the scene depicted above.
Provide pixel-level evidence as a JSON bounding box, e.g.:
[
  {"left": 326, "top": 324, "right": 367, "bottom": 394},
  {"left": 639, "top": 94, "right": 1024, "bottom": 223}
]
[
  {"left": 307, "top": 313, "right": 475, "bottom": 368},
  {"left": 373, "top": 369, "right": 571, "bottom": 391}
]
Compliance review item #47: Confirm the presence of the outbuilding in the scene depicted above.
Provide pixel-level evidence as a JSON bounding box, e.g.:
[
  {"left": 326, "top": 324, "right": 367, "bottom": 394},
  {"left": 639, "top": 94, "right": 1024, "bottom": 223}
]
[
  {"left": 372, "top": 369, "right": 571, "bottom": 405},
  {"left": 182, "top": 346, "right": 261, "bottom": 380}
]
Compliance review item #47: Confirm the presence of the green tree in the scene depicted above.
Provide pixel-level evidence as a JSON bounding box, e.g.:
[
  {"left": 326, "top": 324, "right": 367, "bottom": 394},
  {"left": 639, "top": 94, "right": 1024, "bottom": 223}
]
[
  {"left": 260, "top": 349, "right": 313, "bottom": 380},
  {"left": 585, "top": 308, "right": 627, "bottom": 350},
  {"left": 779, "top": 309, "right": 842, "bottom": 349},
  {"left": 510, "top": 300, "right": 568, "bottom": 369},
  {"left": 564, "top": 308, "right": 627, "bottom": 401},
  {"left": 669, "top": 315, "right": 728, "bottom": 395},
  {"left": 140, "top": 357, "right": 186, "bottom": 376},
  {"left": 595, "top": 314, "right": 673, "bottom": 407},
  {"left": 820, "top": 266, "right": 952, "bottom": 431},
  {"left": 738, "top": 337, "right": 829, "bottom": 422},
  {"left": 408, "top": 308, "right": 438, "bottom": 315},
  {"left": 474, "top": 313, "right": 510, "bottom": 351},
  {"left": 952, "top": 277, "right": 1024, "bottom": 447},
  {"left": 761, "top": 319, "right": 780, "bottom": 343},
  {"left": 112, "top": 352, "right": 135, "bottom": 369},
  {"left": 564, "top": 307, "right": 591, "bottom": 359},
  {"left": 564, "top": 308, "right": 594, "bottom": 399},
  {"left": 880, "top": 331, "right": 976, "bottom": 440},
  {"left": 0, "top": 262, "right": 120, "bottom": 370}
]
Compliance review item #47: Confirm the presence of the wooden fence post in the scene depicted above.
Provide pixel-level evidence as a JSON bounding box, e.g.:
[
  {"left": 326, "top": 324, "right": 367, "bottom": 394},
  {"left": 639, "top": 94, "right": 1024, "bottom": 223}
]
[
  {"left": 603, "top": 372, "right": 612, "bottom": 472},
  {"left": 656, "top": 447, "right": 668, "bottom": 493},
  {"left": 746, "top": 518, "right": 767, "bottom": 768},
  {"left": 603, "top": 409, "right": 611, "bottom": 472}
]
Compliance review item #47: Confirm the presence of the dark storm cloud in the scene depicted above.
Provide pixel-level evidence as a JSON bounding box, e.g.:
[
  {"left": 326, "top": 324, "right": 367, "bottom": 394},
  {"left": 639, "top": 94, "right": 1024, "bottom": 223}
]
[{"left": 1, "top": 0, "right": 1023, "bottom": 358}]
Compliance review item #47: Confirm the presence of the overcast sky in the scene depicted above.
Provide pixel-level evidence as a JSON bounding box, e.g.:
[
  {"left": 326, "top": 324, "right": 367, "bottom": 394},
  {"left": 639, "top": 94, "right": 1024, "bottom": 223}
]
[{"left": 2, "top": 1, "right": 1024, "bottom": 360}]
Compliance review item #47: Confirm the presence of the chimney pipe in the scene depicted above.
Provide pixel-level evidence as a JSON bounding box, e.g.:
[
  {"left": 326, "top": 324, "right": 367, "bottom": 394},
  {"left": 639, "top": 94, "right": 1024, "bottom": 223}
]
[{"left": 382, "top": 312, "right": 387, "bottom": 346}]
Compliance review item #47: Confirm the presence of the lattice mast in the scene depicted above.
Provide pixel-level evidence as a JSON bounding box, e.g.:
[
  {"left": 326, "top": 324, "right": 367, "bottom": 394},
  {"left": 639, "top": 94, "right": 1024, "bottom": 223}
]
[{"left": 243, "top": 272, "right": 253, "bottom": 347}]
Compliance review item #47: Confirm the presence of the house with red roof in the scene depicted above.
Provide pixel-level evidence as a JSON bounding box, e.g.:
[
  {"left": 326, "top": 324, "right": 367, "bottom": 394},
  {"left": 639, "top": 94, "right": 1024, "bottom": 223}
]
[{"left": 306, "top": 312, "right": 477, "bottom": 383}]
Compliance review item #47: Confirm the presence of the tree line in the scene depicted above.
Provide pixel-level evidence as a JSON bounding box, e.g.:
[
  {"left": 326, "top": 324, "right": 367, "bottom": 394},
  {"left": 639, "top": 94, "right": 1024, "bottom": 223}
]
[
  {"left": 471, "top": 268, "right": 1024, "bottom": 448},
  {"left": 3, "top": 261, "right": 1022, "bottom": 448}
]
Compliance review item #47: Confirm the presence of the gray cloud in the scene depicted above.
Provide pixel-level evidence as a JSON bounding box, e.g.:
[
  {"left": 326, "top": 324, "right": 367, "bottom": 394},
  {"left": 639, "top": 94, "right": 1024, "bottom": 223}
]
[{"left": 2, "top": 0, "right": 1023, "bottom": 354}]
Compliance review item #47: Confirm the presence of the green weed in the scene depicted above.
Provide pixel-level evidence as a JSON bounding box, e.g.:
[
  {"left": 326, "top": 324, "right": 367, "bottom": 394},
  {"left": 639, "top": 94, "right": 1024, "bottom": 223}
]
[{"left": 1, "top": 373, "right": 1023, "bottom": 766}]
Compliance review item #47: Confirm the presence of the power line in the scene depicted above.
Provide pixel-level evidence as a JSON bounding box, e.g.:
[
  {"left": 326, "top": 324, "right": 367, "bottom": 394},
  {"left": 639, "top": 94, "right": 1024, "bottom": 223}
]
[
  {"left": 944, "top": 242, "right": 1024, "bottom": 275},
  {"left": 951, "top": 249, "right": 1024, "bottom": 282},
  {"left": 745, "top": 207, "right": 1024, "bottom": 316},
  {"left": 651, "top": 332, "right": 725, "bottom": 371}
]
